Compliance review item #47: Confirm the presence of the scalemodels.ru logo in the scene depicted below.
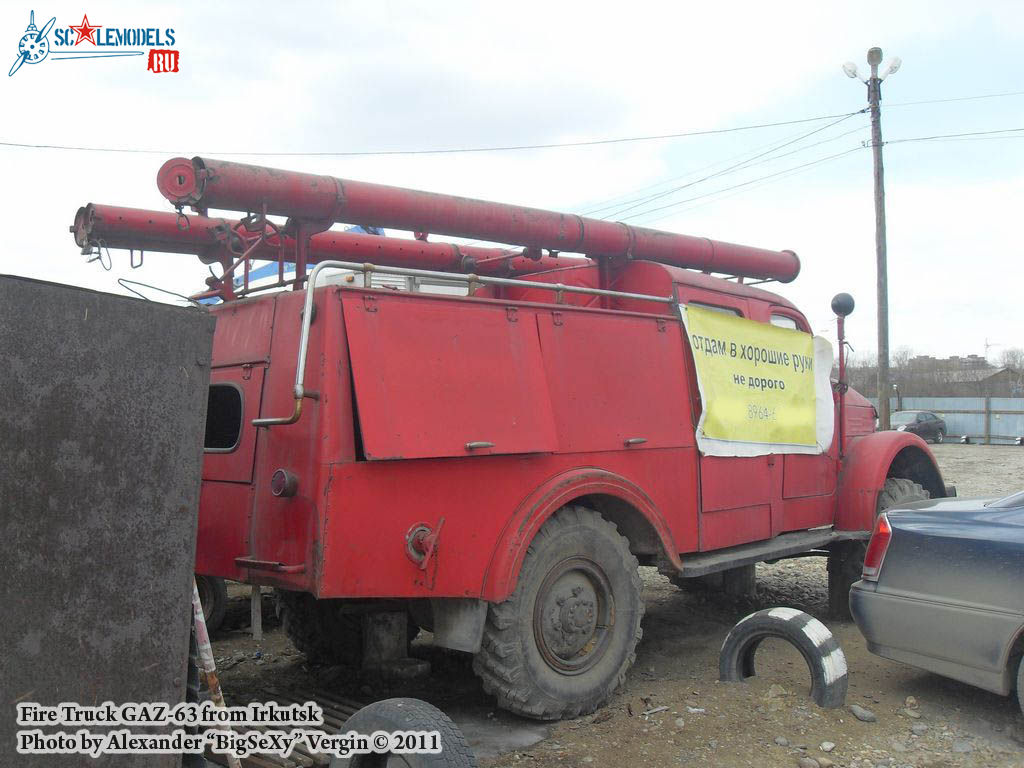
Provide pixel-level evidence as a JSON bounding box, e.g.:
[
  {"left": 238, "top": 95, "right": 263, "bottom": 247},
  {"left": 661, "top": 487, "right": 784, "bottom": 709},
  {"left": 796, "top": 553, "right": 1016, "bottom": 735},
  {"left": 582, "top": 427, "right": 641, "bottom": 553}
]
[{"left": 9, "top": 9, "right": 179, "bottom": 76}]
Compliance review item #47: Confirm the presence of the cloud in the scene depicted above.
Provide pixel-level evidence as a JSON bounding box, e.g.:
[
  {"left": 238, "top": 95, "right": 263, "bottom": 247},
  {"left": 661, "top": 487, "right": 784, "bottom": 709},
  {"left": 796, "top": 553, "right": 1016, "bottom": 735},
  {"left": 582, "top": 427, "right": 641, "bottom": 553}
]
[{"left": 2, "top": 0, "right": 1021, "bottom": 359}]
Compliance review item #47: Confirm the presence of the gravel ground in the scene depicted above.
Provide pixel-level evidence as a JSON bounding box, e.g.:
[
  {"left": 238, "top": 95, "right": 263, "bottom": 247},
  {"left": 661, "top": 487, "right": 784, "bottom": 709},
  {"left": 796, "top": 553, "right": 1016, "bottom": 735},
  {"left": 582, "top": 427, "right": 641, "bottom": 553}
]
[{"left": 214, "top": 443, "right": 1024, "bottom": 767}]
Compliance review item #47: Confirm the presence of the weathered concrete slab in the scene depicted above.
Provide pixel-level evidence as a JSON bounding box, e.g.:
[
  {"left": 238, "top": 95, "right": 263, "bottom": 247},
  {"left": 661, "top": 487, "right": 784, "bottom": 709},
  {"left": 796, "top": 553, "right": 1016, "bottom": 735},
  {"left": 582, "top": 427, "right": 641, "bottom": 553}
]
[{"left": 0, "top": 276, "right": 215, "bottom": 766}]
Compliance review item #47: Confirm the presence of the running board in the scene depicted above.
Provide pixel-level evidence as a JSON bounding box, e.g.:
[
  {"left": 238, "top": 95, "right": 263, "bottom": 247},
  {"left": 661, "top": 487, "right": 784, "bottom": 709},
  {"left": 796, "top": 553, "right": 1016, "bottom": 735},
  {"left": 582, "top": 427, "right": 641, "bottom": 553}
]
[{"left": 677, "top": 528, "right": 869, "bottom": 578}]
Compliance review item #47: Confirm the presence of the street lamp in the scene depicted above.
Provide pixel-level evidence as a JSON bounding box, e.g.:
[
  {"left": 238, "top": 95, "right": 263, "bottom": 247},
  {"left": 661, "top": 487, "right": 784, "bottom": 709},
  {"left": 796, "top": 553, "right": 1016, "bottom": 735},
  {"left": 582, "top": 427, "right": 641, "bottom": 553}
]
[{"left": 844, "top": 47, "right": 900, "bottom": 430}]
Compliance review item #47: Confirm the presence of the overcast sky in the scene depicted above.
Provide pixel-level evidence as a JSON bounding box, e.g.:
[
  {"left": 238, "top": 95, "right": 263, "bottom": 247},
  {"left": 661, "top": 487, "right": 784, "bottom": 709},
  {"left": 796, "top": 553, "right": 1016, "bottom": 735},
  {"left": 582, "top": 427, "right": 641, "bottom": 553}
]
[{"left": 2, "top": 0, "right": 1022, "bottom": 359}]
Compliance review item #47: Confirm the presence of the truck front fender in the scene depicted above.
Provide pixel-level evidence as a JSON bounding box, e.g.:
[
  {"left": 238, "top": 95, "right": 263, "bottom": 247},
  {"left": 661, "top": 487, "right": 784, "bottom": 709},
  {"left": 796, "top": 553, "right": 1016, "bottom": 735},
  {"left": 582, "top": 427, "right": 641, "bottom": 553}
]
[
  {"left": 836, "top": 431, "right": 946, "bottom": 533},
  {"left": 480, "top": 467, "right": 682, "bottom": 602}
]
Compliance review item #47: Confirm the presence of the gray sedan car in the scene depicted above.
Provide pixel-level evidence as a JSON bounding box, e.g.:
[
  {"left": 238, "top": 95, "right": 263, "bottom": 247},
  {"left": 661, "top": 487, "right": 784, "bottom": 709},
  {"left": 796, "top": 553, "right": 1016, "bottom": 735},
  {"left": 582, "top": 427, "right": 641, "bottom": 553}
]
[{"left": 850, "top": 490, "right": 1024, "bottom": 713}]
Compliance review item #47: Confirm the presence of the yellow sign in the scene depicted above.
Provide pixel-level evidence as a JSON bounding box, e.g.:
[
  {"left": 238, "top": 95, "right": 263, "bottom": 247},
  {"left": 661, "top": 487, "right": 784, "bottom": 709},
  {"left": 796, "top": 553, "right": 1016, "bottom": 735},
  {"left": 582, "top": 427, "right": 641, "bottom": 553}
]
[{"left": 683, "top": 305, "right": 817, "bottom": 447}]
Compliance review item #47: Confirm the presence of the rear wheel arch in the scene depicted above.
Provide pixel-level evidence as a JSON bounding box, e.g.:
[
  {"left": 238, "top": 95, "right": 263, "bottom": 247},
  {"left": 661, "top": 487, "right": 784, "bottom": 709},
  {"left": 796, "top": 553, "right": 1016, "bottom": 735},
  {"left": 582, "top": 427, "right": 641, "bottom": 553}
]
[{"left": 480, "top": 469, "right": 681, "bottom": 603}]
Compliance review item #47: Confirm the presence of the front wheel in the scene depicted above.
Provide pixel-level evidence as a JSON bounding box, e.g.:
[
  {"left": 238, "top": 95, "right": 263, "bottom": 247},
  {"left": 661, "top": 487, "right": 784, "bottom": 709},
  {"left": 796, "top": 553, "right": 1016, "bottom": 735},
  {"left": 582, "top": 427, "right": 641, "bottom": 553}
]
[
  {"left": 828, "top": 477, "right": 930, "bottom": 619},
  {"left": 472, "top": 506, "right": 644, "bottom": 720}
]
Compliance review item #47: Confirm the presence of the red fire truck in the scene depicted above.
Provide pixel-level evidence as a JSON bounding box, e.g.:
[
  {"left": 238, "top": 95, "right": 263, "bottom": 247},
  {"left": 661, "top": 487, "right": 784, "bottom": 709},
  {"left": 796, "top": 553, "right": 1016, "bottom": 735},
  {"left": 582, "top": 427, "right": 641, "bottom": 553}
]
[{"left": 72, "top": 157, "right": 947, "bottom": 720}]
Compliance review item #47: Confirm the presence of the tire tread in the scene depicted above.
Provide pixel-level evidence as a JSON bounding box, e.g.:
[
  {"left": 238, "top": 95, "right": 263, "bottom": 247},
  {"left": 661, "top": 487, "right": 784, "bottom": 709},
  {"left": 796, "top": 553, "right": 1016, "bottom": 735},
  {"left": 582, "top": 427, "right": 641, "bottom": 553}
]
[{"left": 472, "top": 506, "right": 644, "bottom": 720}]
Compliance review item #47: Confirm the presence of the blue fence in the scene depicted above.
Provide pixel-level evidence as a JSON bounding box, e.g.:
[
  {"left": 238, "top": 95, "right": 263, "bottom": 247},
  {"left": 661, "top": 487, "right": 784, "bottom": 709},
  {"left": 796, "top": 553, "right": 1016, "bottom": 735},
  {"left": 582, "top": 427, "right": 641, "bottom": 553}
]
[{"left": 868, "top": 396, "right": 1024, "bottom": 445}]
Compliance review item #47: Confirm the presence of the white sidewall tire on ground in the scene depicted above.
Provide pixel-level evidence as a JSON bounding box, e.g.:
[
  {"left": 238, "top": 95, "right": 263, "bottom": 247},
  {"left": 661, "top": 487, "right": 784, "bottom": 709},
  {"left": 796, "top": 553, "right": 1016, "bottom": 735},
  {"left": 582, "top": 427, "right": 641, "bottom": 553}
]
[
  {"left": 719, "top": 607, "right": 849, "bottom": 709},
  {"left": 472, "top": 506, "right": 644, "bottom": 720},
  {"left": 332, "top": 697, "right": 477, "bottom": 767}
]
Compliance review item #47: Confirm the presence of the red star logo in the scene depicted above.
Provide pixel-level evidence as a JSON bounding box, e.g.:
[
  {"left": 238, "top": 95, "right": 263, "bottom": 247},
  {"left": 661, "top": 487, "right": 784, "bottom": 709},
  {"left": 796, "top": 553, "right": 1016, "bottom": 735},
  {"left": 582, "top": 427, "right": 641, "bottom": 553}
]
[{"left": 68, "top": 14, "right": 101, "bottom": 46}]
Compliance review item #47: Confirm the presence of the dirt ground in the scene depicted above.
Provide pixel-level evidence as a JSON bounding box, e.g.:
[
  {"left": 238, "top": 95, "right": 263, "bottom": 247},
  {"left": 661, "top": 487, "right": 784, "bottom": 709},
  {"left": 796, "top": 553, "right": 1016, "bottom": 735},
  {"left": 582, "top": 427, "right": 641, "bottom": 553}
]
[{"left": 214, "top": 443, "right": 1024, "bottom": 767}]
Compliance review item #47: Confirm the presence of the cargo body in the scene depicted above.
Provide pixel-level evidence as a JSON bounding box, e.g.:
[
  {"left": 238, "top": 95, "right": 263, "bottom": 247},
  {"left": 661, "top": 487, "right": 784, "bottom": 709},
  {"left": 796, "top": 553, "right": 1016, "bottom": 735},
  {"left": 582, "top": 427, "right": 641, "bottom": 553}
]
[{"left": 195, "top": 259, "right": 930, "bottom": 600}]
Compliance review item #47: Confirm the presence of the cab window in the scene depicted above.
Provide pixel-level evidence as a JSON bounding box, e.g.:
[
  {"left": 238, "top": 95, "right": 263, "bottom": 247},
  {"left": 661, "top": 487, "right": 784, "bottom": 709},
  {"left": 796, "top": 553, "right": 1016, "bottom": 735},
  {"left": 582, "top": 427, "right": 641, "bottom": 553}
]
[
  {"left": 689, "top": 302, "right": 742, "bottom": 317},
  {"left": 770, "top": 313, "right": 799, "bottom": 330}
]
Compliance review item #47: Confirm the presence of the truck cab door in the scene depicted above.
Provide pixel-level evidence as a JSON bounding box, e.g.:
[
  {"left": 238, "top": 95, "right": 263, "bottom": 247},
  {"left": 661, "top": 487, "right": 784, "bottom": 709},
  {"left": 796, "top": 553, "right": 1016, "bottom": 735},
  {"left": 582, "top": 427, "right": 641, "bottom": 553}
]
[
  {"left": 677, "top": 292, "right": 778, "bottom": 550},
  {"left": 769, "top": 309, "right": 836, "bottom": 532}
]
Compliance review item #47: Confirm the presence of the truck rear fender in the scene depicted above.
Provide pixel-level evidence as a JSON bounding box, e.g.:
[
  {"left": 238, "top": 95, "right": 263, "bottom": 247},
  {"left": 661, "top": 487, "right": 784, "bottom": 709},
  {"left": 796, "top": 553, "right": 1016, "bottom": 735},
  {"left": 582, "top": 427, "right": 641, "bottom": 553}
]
[
  {"left": 480, "top": 468, "right": 682, "bottom": 603},
  {"left": 836, "top": 432, "right": 946, "bottom": 533}
]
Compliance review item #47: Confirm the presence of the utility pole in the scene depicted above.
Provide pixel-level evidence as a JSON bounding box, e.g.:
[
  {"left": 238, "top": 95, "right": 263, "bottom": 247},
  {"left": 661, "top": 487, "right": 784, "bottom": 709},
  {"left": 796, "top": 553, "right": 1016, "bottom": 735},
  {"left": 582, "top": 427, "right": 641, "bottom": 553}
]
[{"left": 844, "top": 48, "right": 900, "bottom": 429}]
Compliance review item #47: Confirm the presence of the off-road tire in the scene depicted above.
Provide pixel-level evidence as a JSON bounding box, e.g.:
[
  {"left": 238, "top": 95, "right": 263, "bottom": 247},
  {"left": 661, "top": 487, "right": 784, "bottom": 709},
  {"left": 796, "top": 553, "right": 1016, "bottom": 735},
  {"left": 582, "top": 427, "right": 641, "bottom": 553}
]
[
  {"left": 333, "top": 697, "right": 477, "bottom": 767},
  {"left": 828, "top": 477, "right": 929, "bottom": 619},
  {"left": 719, "top": 607, "right": 848, "bottom": 709},
  {"left": 275, "top": 591, "right": 364, "bottom": 666},
  {"left": 195, "top": 575, "right": 228, "bottom": 635},
  {"left": 472, "top": 506, "right": 644, "bottom": 720}
]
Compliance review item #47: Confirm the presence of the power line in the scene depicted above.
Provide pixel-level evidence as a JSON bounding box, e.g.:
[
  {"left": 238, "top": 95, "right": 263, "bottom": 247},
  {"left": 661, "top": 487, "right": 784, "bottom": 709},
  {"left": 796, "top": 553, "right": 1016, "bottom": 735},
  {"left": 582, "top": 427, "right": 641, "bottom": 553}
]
[
  {"left": 885, "top": 127, "right": 1024, "bottom": 144},
  {"left": 626, "top": 126, "right": 1024, "bottom": 226},
  {"left": 631, "top": 148, "right": 864, "bottom": 227},
  {"left": 886, "top": 89, "right": 1024, "bottom": 108},
  {"left": 596, "top": 114, "right": 866, "bottom": 220},
  {"left": 579, "top": 119, "right": 864, "bottom": 216},
  {"left": 619, "top": 146, "right": 866, "bottom": 222},
  {"left": 0, "top": 88, "right": 1021, "bottom": 159},
  {"left": 0, "top": 111, "right": 868, "bottom": 158}
]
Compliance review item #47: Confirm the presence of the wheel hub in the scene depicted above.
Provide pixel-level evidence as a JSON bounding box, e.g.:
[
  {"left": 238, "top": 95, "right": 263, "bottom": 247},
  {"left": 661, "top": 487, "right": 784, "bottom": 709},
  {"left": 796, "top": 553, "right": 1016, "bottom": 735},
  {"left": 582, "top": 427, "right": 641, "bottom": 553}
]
[{"left": 534, "top": 557, "right": 614, "bottom": 674}]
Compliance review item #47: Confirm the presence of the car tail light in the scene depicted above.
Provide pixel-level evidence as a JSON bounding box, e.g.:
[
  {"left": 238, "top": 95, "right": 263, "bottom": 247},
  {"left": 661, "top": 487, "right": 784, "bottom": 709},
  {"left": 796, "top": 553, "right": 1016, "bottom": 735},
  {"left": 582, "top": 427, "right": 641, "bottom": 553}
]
[{"left": 861, "top": 513, "right": 892, "bottom": 581}]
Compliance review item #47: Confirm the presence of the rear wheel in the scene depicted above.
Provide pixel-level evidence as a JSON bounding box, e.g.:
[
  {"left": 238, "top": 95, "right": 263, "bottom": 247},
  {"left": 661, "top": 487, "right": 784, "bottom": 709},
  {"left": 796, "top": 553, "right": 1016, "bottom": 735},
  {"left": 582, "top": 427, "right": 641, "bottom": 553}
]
[
  {"left": 935, "top": 429, "right": 945, "bottom": 444},
  {"left": 275, "top": 592, "right": 421, "bottom": 666},
  {"left": 275, "top": 591, "right": 363, "bottom": 665},
  {"left": 828, "top": 477, "right": 929, "bottom": 619},
  {"left": 195, "top": 575, "right": 227, "bottom": 635},
  {"left": 472, "top": 506, "right": 644, "bottom": 720}
]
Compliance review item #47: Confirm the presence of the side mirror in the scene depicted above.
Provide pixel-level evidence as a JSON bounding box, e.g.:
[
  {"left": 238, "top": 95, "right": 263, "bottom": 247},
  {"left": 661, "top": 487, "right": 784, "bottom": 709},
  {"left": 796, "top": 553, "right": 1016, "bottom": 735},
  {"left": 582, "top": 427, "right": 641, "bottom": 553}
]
[{"left": 831, "top": 293, "right": 855, "bottom": 318}]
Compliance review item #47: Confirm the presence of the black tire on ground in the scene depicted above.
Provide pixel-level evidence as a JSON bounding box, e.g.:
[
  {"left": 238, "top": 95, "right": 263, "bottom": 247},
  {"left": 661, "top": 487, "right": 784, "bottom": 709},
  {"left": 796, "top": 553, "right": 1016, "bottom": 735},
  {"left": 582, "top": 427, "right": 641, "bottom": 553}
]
[
  {"left": 719, "top": 607, "right": 849, "bottom": 709},
  {"left": 828, "top": 477, "right": 929, "bottom": 620},
  {"left": 195, "top": 575, "right": 228, "bottom": 635},
  {"left": 275, "top": 591, "right": 363, "bottom": 666},
  {"left": 1017, "top": 655, "right": 1024, "bottom": 716},
  {"left": 332, "top": 697, "right": 477, "bottom": 768},
  {"left": 472, "top": 506, "right": 644, "bottom": 720},
  {"left": 935, "top": 429, "right": 945, "bottom": 444}
]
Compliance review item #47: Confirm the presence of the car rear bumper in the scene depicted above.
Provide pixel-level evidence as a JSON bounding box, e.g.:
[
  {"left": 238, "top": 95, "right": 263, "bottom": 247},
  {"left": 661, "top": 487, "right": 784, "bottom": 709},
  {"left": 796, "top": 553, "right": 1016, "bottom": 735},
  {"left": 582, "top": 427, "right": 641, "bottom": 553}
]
[{"left": 850, "top": 581, "right": 1012, "bottom": 696}]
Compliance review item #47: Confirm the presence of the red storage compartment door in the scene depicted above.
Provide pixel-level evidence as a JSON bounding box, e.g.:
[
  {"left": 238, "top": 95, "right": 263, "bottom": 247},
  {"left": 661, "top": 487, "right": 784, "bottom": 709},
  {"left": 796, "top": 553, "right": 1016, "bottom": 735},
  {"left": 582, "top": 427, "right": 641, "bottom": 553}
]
[
  {"left": 341, "top": 293, "right": 558, "bottom": 460},
  {"left": 536, "top": 311, "right": 693, "bottom": 451}
]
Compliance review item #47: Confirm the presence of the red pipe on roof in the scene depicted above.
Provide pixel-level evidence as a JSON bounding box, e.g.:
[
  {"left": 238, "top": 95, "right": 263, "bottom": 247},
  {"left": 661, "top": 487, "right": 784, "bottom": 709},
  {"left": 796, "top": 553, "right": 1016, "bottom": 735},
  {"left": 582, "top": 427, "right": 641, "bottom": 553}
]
[
  {"left": 71, "top": 203, "right": 589, "bottom": 276},
  {"left": 157, "top": 157, "right": 800, "bottom": 282}
]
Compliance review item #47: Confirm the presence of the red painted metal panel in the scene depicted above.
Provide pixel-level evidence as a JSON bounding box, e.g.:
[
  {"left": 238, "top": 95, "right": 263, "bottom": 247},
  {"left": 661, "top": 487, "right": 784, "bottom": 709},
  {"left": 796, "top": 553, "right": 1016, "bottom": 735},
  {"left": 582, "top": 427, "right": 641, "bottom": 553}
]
[
  {"left": 341, "top": 292, "right": 558, "bottom": 460},
  {"left": 780, "top": 495, "right": 836, "bottom": 533},
  {"left": 536, "top": 311, "right": 694, "bottom": 452},
  {"left": 698, "top": 456, "right": 772, "bottom": 513},
  {"left": 210, "top": 299, "right": 275, "bottom": 367},
  {"left": 317, "top": 448, "right": 696, "bottom": 600},
  {"left": 699, "top": 504, "right": 773, "bottom": 551},
  {"left": 195, "top": 481, "right": 251, "bottom": 581},
  {"left": 202, "top": 366, "right": 264, "bottom": 483},
  {"left": 782, "top": 453, "right": 838, "bottom": 499}
]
